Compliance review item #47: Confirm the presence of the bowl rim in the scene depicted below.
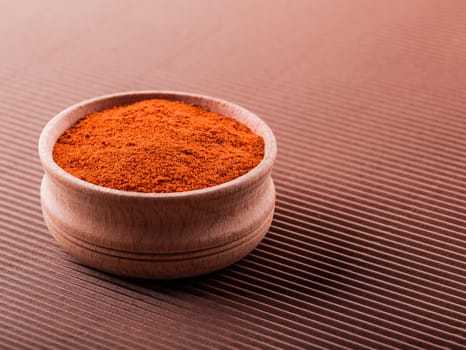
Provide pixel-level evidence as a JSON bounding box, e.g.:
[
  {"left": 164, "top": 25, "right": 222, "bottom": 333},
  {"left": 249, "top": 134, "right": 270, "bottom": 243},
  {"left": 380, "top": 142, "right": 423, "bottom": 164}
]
[{"left": 38, "top": 91, "right": 277, "bottom": 199}]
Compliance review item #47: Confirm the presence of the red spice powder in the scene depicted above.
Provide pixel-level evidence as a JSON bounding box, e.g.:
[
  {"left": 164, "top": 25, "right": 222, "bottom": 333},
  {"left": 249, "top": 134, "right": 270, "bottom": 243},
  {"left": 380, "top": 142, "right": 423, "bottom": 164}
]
[{"left": 53, "top": 99, "right": 265, "bottom": 193}]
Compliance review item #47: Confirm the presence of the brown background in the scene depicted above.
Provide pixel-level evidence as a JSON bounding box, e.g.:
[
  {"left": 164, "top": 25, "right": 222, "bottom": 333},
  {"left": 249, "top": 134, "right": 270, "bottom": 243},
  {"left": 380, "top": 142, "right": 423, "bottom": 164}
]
[{"left": 1, "top": 1, "right": 465, "bottom": 349}]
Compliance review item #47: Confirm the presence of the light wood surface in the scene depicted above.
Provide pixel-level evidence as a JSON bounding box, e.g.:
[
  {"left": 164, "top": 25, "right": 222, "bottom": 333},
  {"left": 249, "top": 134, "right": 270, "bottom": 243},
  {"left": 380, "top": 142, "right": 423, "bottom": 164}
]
[{"left": 38, "top": 91, "right": 277, "bottom": 279}]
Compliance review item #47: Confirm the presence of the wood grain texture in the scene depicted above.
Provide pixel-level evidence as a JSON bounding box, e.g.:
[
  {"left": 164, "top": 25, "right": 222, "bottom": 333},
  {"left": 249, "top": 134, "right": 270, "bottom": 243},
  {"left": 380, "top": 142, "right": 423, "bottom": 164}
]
[{"left": 38, "top": 92, "right": 277, "bottom": 278}]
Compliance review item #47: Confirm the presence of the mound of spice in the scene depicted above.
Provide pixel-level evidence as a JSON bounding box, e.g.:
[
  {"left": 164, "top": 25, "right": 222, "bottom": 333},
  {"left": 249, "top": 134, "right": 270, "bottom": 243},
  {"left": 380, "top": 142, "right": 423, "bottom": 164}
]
[{"left": 53, "top": 99, "right": 265, "bottom": 193}]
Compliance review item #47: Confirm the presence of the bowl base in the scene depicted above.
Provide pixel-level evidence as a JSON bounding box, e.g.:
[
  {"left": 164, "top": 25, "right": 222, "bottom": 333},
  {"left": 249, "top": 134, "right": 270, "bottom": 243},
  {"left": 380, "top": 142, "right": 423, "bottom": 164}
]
[{"left": 42, "top": 203, "right": 274, "bottom": 279}]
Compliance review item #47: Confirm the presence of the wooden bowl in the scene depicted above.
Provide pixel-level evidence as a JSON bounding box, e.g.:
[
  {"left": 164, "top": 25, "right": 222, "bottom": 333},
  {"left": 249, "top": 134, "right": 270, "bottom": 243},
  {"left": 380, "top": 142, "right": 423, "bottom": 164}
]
[{"left": 38, "top": 91, "right": 277, "bottom": 279}]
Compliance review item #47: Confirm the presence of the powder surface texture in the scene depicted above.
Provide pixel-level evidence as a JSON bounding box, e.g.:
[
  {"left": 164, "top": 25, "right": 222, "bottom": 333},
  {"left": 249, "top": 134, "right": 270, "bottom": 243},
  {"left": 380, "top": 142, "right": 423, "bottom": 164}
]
[{"left": 53, "top": 99, "right": 265, "bottom": 193}]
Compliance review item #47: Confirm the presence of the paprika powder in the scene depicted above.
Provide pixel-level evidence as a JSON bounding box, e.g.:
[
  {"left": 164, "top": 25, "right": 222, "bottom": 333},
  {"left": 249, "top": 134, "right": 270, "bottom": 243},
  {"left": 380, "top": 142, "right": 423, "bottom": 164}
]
[{"left": 53, "top": 99, "right": 265, "bottom": 193}]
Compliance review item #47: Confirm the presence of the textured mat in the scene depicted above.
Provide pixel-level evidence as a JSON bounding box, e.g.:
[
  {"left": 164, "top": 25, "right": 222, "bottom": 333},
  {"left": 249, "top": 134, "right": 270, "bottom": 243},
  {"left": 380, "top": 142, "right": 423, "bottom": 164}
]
[{"left": 1, "top": 1, "right": 465, "bottom": 349}]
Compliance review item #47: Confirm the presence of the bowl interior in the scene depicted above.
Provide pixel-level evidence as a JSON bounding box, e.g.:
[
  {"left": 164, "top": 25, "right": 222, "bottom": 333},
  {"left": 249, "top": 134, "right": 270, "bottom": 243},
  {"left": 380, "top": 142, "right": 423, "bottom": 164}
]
[{"left": 39, "top": 91, "right": 277, "bottom": 198}]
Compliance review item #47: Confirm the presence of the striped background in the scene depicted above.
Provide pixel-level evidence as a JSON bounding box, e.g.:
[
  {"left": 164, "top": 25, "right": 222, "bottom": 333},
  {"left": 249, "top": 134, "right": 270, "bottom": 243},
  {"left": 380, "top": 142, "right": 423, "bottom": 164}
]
[{"left": 0, "top": 1, "right": 465, "bottom": 349}]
